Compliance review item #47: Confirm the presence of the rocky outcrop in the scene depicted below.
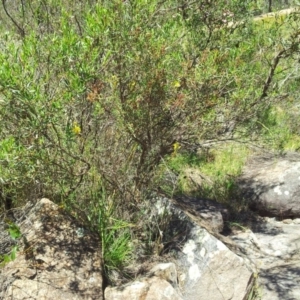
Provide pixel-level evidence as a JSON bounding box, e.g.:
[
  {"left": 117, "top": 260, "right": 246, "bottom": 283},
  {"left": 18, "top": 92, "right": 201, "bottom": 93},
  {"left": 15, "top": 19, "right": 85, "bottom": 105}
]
[
  {"left": 177, "top": 226, "right": 254, "bottom": 300},
  {"left": 0, "top": 198, "right": 103, "bottom": 300},
  {"left": 237, "top": 152, "right": 300, "bottom": 218},
  {"left": 105, "top": 196, "right": 254, "bottom": 300},
  {"left": 230, "top": 217, "right": 300, "bottom": 300},
  {"left": 7, "top": 186, "right": 300, "bottom": 300},
  {"left": 106, "top": 228, "right": 254, "bottom": 300},
  {"left": 172, "top": 194, "right": 229, "bottom": 234}
]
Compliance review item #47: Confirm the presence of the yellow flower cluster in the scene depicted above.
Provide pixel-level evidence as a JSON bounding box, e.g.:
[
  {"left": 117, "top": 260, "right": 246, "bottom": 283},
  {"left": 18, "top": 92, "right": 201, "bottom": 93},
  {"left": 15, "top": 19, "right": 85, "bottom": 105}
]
[
  {"left": 172, "top": 141, "right": 181, "bottom": 156},
  {"left": 72, "top": 122, "right": 81, "bottom": 135}
]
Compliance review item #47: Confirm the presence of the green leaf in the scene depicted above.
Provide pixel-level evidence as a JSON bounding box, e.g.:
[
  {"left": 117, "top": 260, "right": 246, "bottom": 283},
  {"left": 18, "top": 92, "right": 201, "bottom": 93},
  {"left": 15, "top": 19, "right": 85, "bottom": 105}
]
[
  {"left": 3, "top": 254, "right": 11, "bottom": 263},
  {"left": 10, "top": 246, "right": 18, "bottom": 261},
  {"left": 8, "top": 223, "right": 21, "bottom": 240}
]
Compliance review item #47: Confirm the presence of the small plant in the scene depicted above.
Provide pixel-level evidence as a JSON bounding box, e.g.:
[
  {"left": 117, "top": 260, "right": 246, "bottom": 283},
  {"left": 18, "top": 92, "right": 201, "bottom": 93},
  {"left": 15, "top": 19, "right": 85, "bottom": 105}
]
[
  {"left": 226, "top": 221, "right": 248, "bottom": 231},
  {"left": 0, "top": 221, "right": 21, "bottom": 267},
  {"left": 247, "top": 271, "right": 261, "bottom": 300},
  {"left": 83, "top": 187, "right": 133, "bottom": 276}
]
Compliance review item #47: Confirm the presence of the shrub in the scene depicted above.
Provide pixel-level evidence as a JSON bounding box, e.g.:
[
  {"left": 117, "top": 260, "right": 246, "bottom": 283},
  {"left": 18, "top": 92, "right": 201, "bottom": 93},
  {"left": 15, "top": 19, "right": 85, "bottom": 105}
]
[{"left": 1, "top": 0, "right": 300, "bottom": 274}]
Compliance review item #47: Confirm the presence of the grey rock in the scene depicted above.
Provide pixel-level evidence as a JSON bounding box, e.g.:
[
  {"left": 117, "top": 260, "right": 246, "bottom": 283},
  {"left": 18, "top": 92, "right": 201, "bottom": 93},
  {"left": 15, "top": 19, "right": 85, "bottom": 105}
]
[
  {"left": 259, "top": 265, "right": 300, "bottom": 300},
  {"left": 149, "top": 197, "right": 254, "bottom": 300},
  {"left": 172, "top": 195, "right": 229, "bottom": 233},
  {"left": 153, "top": 195, "right": 228, "bottom": 236},
  {"left": 238, "top": 152, "right": 300, "bottom": 217},
  {"left": 0, "top": 222, "right": 16, "bottom": 257},
  {"left": 105, "top": 264, "right": 183, "bottom": 300},
  {"left": 230, "top": 217, "right": 300, "bottom": 300},
  {"left": 0, "top": 198, "right": 103, "bottom": 300},
  {"left": 177, "top": 226, "right": 254, "bottom": 300},
  {"left": 148, "top": 263, "right": 178, "bottom": 287},
  {"left": 106, "top": 196, "right": 253, "bottom": 300}
]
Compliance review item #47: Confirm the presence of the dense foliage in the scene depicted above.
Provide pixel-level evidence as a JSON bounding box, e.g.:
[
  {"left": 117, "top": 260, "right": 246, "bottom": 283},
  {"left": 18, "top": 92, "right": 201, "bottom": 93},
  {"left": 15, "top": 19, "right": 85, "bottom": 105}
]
[{"left": 0, "top": 0, "right": 300, "bottom": 276}]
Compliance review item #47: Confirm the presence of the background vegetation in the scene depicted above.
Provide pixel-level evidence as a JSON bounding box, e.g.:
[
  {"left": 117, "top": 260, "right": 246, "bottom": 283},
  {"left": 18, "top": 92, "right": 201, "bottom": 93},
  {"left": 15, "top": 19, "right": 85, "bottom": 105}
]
[{"left": 0, "top": 0, "right": 300, "bottom": 282}]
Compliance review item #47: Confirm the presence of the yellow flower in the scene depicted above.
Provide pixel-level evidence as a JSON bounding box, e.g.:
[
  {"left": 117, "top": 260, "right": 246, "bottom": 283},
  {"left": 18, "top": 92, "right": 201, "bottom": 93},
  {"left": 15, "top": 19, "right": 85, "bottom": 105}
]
[
  {"left": 129, "top": 81, "right": 136, "bottom": 91},
  {"left": 173, "top": 141, "right": 181, "bottom": 152},
  {"left": 172, "top": 141, "right": 181, "bottom": 157},
  {"left": 173, "top": 81, "right": 181, "bottom": 88},
  {"left": 72, "top": 122, "right": 81, "bottom": 135}
]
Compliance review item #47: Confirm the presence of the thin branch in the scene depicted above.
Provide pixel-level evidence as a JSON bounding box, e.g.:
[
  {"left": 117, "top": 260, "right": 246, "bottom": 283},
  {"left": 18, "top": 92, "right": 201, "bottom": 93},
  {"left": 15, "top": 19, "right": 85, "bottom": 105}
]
[
  {"left": 2, "top": 0, "right": 25, "bottom": 37},
  {"left": 260, "top": 48, "right": 287, "bottom": 100}
]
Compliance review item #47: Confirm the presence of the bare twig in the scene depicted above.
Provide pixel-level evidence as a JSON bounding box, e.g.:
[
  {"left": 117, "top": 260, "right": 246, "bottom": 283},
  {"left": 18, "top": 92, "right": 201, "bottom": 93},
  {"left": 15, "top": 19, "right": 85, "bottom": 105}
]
[{"left": 2, "top": 0, "right": 25, "bottom": 37}]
